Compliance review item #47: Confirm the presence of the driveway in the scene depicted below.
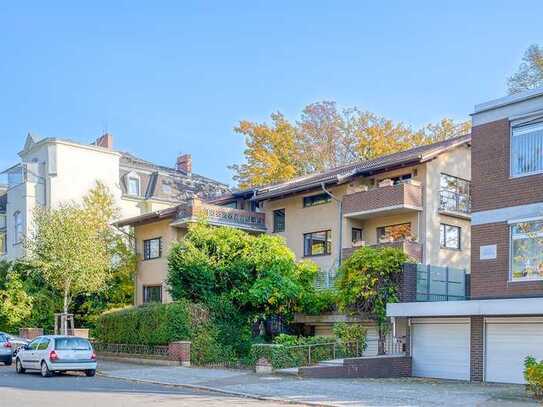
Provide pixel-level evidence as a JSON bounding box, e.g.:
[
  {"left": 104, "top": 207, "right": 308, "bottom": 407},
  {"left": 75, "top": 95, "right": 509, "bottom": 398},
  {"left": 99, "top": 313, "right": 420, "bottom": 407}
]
[
  {"left": 0, "top": 363, "right": 290, "bottom": 407},
  {"left": 98, "top": 360, "right": 537, "bottom": 406}
]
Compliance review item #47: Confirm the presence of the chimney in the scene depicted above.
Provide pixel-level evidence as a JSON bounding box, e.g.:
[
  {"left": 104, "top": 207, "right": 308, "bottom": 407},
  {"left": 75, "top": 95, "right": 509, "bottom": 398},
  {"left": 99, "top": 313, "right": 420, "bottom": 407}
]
[
  {"left": 176, "top": 154, "right": 192, "bottom": 175},
  {"left": 95, "top": 133, "right": 113, "bottom": 150}
]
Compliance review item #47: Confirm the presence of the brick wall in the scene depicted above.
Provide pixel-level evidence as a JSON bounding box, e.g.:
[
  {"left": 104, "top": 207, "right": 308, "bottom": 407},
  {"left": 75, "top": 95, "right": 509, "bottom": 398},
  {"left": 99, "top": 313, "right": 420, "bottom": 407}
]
[
  {"left": 299, "top": 356, "right": 412, "bottom": 379},
  {"left": 168, "top": 341, "right": 191, "bottom": 366},
  {"left": 471, "top": 222, "right": 543, "bottom": 298},
  {"left": 470, "top": 316, "right": 484, "bottom": 382},
  {"left": 400, "top": 263, "right": 417, "bottom": 302},
  {"left": 471, "top": 118, "right": 543, "bottom": 213}
]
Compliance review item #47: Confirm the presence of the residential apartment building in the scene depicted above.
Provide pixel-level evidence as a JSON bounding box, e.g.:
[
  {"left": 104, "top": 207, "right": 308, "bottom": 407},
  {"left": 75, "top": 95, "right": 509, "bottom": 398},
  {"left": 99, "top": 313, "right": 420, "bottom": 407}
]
[
  {"left": 118, "top": 135, "right": 472, "bottom": 338},
  {"left": 388, "top": 87, "right": 543, "bottom": 384},
  {"left": 0, "top": 133, "right": 229, "bottom": 260}
]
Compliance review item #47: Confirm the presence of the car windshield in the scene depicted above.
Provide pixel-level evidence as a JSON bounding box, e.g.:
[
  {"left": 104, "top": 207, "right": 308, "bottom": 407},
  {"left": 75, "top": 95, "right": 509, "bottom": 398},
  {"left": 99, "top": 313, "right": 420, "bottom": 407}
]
[
  {"left": 0, "top": 334, "right": 6, "bottom": 342},
  {"left": 54, "top": 338, "right": 91, "bottom": 350}
]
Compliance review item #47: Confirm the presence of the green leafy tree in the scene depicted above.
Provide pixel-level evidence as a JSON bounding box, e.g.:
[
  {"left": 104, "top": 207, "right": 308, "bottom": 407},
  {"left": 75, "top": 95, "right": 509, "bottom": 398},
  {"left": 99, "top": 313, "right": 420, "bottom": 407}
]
[
  {"left": 508, "top": 45, "right": 543, "bottom": 94},
  {"left": 25, "top": 182, "right": 131, "bottom": 332},
  {"left": 167, "top": 223, "right": 319, "bottom": 320},
  {"left": 0, "top": 261, "right": 32, "bottom": 332},
  {"left": 336, "top": 246, "right": 409, "bottom": 354}
]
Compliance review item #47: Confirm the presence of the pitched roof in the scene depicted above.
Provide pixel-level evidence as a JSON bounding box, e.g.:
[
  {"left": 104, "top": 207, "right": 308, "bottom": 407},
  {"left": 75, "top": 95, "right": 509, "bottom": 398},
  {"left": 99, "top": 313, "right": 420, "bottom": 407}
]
[{"left": 242, "top": 134, "right": 471, "bottom": 201}]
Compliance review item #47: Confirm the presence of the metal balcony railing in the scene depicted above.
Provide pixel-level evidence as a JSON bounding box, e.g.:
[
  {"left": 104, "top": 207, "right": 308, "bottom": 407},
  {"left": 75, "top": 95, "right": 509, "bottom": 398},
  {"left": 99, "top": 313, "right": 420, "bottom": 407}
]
[{"left": 439, "top": 190, "right": 471, "bottom": 215}]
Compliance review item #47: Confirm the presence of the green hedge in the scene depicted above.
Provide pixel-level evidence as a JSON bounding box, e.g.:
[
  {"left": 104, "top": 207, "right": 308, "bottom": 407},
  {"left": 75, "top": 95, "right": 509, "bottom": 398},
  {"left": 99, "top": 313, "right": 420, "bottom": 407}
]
[{"left": 94, "top": 300, "right": 204, "bottom": 345}]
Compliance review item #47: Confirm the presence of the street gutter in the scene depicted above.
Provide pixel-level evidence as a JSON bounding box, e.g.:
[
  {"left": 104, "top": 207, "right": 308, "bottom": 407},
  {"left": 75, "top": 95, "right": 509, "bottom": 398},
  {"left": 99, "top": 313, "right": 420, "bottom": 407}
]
[{"left": 97, "top": 370, "right": 336, "bottom": 407}]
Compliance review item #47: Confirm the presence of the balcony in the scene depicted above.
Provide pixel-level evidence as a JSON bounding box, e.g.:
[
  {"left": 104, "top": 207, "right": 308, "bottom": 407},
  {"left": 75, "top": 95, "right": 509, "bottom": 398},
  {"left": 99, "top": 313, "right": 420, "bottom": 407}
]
[
  {"left": 400, "top": 263, "right": 469, "bottom": 303},
  {"left": 173, "top": 199, "right": 267, "bottom": 233},
  {"left": 342, "top": 240, "right": 423, "bottom": 263},
  {"left": 343, "top": 181, "right": 422, "bottom": 219},
  {"left": 439, "top": 190, "right": 471, "bottom": 219}
]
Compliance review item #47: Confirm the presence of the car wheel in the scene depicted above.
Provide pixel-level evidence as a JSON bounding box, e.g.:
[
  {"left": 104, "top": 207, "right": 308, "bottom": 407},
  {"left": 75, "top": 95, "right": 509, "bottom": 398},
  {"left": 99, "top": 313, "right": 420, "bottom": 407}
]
[
  {"left": 85, "top": 369, "right": 96, "bottom": 377},
  {"left": 4, "top": 358, "right": 12, "bottom": 366},
  {"left": 40, "top": 361, "right": 52, "bottom": 378},
  {"left": 15, "top": 358, "right": 25, "bottom": 374}
]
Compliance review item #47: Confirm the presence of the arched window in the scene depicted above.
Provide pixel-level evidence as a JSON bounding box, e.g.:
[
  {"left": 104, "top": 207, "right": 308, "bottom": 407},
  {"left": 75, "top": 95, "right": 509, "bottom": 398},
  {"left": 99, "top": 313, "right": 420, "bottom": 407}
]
[{"left": 14, "top": 211, "right": 23, "bottom": 243}]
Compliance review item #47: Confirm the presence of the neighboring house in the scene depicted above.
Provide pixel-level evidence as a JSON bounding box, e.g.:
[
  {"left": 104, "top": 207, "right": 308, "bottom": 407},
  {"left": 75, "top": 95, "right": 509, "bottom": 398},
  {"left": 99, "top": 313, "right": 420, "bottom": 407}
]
[
  {"left": 0, "top": 133, "right": 229, "bottom": 260},
  {"left": 119, "top": 134, "right": 472, "bottom": 351},
  {"left": 387, "top": 87, "right": 543, "bottom": 384}
]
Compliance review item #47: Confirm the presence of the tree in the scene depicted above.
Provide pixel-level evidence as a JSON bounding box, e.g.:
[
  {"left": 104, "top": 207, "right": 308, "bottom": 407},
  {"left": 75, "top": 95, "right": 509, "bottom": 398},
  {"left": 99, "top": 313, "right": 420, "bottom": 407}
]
[
  {"left": 229, "top": 113, "right": 303, "bottom": 189},
  {"left": 0, "top": 261, "right": 33, "bottom": 332},
  {"left": 335, "top": 246, "right": 409, "bottom": 355},
  {"left": 25, "top": 182, "right": 121, "bottom": 333},
  {"left": 508, "top": 45, "right": 543, "bottom": 94},
  {"left": 231, "top": 101, "right": 470, "bottom": 188},
  {"left": 167, "top": 223, "right": 319, "bottom": 320}
]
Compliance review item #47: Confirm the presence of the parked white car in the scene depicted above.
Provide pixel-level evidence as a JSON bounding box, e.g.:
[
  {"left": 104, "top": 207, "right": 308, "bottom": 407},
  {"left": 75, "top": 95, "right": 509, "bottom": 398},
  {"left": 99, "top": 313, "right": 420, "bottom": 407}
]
[{"left": 15, "top": 336, "right": 97, "bottom": 377}]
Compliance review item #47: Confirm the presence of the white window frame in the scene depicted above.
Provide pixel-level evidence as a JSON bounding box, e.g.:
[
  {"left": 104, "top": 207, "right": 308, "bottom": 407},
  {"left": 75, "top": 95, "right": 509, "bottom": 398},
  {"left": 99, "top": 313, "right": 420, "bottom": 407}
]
[
  {"left": 126, "top": 172, "right": 141, "bottom": 196},
  {"left": 510, "top": 121, "right": 543, "bottom": 178},
  {"left": 509, "top": 219, "right": 543, "bottom": 282},
  {"left": 13, "top": 211, "right": 23, "bottom": 244}
]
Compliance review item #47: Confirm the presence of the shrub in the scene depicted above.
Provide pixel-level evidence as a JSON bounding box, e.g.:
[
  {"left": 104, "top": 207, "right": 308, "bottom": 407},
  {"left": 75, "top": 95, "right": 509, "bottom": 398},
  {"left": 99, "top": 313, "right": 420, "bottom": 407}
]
[
  {"left": 525, "top": 356, "right": 543, "bottom": 399},
  {"left": 299, "top": 289, "right": 338, "bottom": 315},
  {"left": 94, "top": 300, "right": 203, "bottom": 345}
]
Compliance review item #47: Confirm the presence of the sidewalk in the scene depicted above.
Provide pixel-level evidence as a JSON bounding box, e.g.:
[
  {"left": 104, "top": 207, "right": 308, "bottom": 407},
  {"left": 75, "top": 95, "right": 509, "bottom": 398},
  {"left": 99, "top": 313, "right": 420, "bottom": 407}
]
[{"left": 98, "top": 360, "right": 536, "bottom": 406}]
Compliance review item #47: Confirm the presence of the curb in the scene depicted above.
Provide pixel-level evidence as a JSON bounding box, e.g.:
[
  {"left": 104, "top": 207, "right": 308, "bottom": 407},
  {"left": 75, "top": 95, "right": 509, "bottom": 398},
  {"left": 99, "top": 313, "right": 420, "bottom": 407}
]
[{"left": 97, "top": 371, "right": 336, "bottom": 407}]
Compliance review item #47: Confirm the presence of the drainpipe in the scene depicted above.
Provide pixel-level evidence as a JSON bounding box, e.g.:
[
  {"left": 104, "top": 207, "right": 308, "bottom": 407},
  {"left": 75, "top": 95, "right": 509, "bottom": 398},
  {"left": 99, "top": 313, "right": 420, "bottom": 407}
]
[{"left": 320, "top": 182, "right": 343, "bottom": 268}]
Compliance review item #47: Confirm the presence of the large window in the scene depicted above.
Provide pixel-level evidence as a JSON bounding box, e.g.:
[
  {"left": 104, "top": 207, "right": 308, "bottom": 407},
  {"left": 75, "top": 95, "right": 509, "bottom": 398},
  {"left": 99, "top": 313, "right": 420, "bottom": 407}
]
[
  {"left": 143, "top": 238, "right": 161, "bottom": 260},
  {"left": 440, "top": 224, "right": 461, "bottom": 250},
  {"left": 511, "top": 122, "right": 543, "bottom": 177},
  {"left": 511, "top": 220, "right": 543, "bottom": 281},
  {"left": 143, "top": 285, "right": 162, "bottom": 303},
  {"left": 273, "top": 209, "right": 285, "bottom": 233},
  {"left": 377, "top": 223, "right": 411, "bottom": 243},
  {"left": 0, "top": 214, "right": 5, "bottom": 229},
  {"left": 303, "top": 230, "right": 331, "bottom": 257},
  {"left": 14, "top": 211, "right": 23, "bottom": 244},
  {"left": 439, "top": 173, "right": 471, "bottom": 214},
  {"left": 303, "top": 193, "right": 331, "bottom": 208}
]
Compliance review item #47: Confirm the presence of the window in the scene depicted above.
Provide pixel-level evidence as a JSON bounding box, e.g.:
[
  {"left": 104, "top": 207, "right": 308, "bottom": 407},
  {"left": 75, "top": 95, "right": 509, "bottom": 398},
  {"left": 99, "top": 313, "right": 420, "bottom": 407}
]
[
  {"left": 511, "top": 121, "right": 543, "bottom": 177},
  {"left": 352, "top": 228, "right": 363, "bottom": 244},
  {"left": 36, "top": 338, "right": 50, "bottom": 351},
  {"left": 127, "top": 174, "right": 140, "bottom": 196},
  {"left": 161, "top": 183, "right": 172, "bottom": 195},
  {"left": 143, "top": 285, "right": 162, "bottom": 303},
  {"left": 439, "top": 173, "right": 471, "bottom": 214},
  {"left": 303, "top": 230, "right": 332, "bottom": 257},
  {"left": 28, "top": 338, "right": 41, "bottom": 351},
  {"left": 55, "top": 337, "right": 91, "bottom": 350},
  {"left": 143, "top": 238, "right": 161, "bottom": 260},
  {"left": 303, "top": 193, "right": 331, "bottom": 208},
  {"left": 440, "top": 224, "right": 461, "bottom": 250},
  {"left": 511, "top": 220, "right": 543, "bottom": 281},
  {"left": 273, "top": 209, "right": 285, "bottom": 233},
  {"left": 390, "top": 173, "right": 412, "bottom": 185},
  {"left": 222, "top": 201, "right": 238, "bottom": 209},
  {"left": 0, "top": 214, "right": 5, "bottom": 229},
  {"left": 14, "top": 211, "right": 23, "bottom": 244},
  {"left": 377, "top": 223, "right": 411, "bottom": 243}
]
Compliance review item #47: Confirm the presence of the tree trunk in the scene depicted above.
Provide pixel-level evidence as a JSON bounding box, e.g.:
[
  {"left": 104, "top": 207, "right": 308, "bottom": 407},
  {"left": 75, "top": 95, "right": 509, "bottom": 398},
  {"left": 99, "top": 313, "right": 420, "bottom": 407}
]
[{"left": 63, "top": 288, "right": 69, "bottom": 336}]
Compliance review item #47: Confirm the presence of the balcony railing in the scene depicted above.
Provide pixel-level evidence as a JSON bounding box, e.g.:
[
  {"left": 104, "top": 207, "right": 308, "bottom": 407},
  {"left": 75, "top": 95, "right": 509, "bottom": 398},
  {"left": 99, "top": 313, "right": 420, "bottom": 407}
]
[
  {"left": 343, "top": 181, "right": 422, "bottom": 218},
  {"left": 439, "top": 190, "right": 471, "bottom": 215},
  {"left": 400, "top": 263, "right": 468, "bottom": 302},
  {"left": 342, "top": 240, "right": 423, "bottom": 263},
  {"left": 176, "top": 199, "right": 267, "bottom": 232}
]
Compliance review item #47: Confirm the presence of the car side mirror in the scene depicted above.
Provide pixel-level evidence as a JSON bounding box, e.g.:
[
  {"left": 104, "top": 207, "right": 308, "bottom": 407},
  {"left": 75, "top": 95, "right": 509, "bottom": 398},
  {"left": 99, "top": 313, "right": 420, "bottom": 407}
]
[{"left": 23, "top": 344, "right": 30, "bottom": 350}]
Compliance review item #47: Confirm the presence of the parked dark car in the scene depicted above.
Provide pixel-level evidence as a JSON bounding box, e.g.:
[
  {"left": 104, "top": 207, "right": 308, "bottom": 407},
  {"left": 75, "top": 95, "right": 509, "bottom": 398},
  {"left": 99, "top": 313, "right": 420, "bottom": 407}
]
[{"left": 0, "top": 334, "right": 13, "bottom": 366}]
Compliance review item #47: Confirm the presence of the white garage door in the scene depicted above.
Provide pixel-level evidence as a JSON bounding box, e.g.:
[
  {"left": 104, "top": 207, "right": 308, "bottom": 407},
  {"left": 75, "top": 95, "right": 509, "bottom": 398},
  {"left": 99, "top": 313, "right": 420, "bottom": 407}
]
[
  {"left": 411, "top": 318, "right": 470, "bottom": 380},
  {"left": 486, "top": 318, "right": 543, "bottom": 384}
]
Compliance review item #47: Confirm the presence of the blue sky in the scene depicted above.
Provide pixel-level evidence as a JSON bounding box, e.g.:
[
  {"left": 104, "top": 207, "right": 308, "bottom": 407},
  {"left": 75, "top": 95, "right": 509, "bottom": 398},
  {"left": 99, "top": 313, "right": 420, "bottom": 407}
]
[{"left": 0, "top": 1, "right": 541, "bottom": 185}]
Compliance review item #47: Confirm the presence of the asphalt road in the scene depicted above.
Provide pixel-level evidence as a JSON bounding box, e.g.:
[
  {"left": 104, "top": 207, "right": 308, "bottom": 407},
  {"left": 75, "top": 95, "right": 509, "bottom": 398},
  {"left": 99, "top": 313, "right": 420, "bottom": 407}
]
[{"left": 0, "top": 364, "right": 291, "bottom": 407}]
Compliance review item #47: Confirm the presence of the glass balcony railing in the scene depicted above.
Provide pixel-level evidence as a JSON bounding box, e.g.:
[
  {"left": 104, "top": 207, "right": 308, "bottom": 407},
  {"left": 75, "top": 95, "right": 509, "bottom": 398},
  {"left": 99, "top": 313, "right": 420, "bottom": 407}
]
[{"left": 415, "top": 264, "right": 468, "bottom": 302}]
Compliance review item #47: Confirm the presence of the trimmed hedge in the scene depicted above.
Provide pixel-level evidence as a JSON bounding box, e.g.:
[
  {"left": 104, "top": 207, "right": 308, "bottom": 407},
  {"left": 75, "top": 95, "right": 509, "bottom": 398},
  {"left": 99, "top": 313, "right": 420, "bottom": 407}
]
[{"left": 94, "top": 300, "right": 207, "bottom": 346}]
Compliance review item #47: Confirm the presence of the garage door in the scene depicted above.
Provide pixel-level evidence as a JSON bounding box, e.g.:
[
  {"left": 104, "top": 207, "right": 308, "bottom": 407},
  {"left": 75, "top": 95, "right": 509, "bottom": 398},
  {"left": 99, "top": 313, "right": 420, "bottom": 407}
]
[
  {"left": 486, "top": 318, "right": 543, "bottom": 384},
  {"left": 411, "top": 318, "right": 470, "bottom": 380}
]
